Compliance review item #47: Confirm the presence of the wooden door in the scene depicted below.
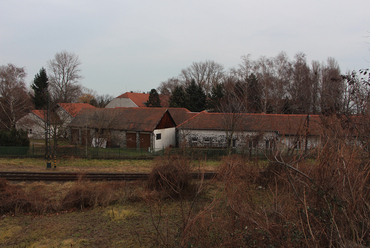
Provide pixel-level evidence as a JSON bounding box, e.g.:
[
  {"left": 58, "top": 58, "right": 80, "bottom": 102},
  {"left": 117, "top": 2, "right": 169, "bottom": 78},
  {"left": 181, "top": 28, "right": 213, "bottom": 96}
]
[
  {"left": 140, "top": 133, "right": 150, "bottom": 149},
  {"left": 126, "top": 133, "right": 136, "bottom": 148}
]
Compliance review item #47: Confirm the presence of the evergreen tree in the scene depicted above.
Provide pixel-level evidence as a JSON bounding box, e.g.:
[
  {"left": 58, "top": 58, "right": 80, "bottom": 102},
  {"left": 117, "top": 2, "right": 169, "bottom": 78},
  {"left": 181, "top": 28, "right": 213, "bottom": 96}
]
[
  {"left": 185, "top": 79, "right": 207, "bottom": 112},
  {"left": 31, "top": 67, "right": 48, "bottom": 109},
  {"left": 247, "top": 73, "right": 262, "bottom": 113},
  {"left": 207, "top": 83, "right": 225, "bottom": 111},
  {"left": 0, "top": 128, "right": 30, "bottom": 147},
  {"left": 169, "top": 86, "right": 188, "bottom": 108},
  {"left": 147, "top": 89, "right": 161, "bottom": 107}
]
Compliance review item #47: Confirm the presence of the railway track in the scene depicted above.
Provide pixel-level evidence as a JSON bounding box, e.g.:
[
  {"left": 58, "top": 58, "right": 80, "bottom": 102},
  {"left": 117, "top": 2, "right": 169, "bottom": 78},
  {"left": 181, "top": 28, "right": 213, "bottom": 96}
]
[{"left": 0, "top": 171, "right": 216, "bottom": 182}]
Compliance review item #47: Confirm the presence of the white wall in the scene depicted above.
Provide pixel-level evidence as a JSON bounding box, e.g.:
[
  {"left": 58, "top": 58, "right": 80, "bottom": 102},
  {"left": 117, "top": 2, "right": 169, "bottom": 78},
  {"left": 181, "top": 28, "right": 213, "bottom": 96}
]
[
  {"left": 178, "top": 129, "right": 278, "bottom": 149},
  {"left": 153, "top": 127, "right": 176, "bottom": 151},
  {"left": 16, "top": 113, "right": 45, "bottom": 139},
  {"left": 279, "top": 135, "right": 320, "bottom": 149},
  {"left": 176, "top": 129, "right": 329, "bottom": 151},
  {"left": 105, "top": 98, "right": 137, "bottom": 108}
]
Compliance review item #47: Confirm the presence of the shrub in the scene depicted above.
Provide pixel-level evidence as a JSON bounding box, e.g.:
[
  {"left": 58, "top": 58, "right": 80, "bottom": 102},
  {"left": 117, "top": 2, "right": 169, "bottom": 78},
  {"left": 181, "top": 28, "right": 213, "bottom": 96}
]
[
  {"left": 0, "top": 179, "right": 143, "bottom": 213},
  {"left": 0, "top": 128, "right": 30, "bottom": 147},
  {"left": 147, "top": 155, "right": 194, "bottom": 199}
]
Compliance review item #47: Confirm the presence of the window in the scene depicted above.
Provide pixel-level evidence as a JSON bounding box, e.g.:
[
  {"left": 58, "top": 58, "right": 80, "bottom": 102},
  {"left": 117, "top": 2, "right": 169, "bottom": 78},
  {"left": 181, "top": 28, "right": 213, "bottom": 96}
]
[
  {"left": 191, "top": 137, "right": 198, "bottom": 143},
  {"left": 29, "top": 129, "right": 32, "bottom": 134},
  {"left": 156, "top": 133, "right": 161, "bottom": 140},
  {"left": 265, "top": 139, "right": 270, "bottom": 149},
  {"left": 232, "top": 139, "right": 237, "bottom": 148},
  {"left": 203, "top": 137, "right": 210, "bottom": 143}
]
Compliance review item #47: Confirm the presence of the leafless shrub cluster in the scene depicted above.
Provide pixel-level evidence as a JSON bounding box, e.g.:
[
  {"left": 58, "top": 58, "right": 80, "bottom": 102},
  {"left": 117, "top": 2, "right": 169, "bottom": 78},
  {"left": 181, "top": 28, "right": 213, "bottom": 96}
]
[
  {"left": 147, "top": 155, "right": 195, "bottom": 199},
  {"left": 0, "top": 179, "right": 143, "bottom": 214},
  {"left": 0, "top": 179, "right": 59, "bottom": 214}
]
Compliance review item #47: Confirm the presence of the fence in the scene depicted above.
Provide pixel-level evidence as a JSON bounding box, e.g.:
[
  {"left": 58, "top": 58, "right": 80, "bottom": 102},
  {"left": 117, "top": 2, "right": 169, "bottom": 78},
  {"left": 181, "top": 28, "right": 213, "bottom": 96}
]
[
  {"left": 0, "top": 145, "right": 297, "bottom": 160},
  {"left": 0, "top": 145, "right": 154, "bottom": 159}
]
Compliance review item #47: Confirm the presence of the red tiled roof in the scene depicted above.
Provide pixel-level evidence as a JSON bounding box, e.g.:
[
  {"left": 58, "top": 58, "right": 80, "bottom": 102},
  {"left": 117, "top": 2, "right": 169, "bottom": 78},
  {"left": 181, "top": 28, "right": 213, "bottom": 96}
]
[
  {"left": 116, "top": 92, "right": 149, "bottom": 107},
  {"left": 115, "top": 92, "right": 170, "bottom": 108},
  {"left": 69, "top": 108, "right": 175, "bottom": 132},
  {"left": 58, "top": 103, "right": 96, "bottom": 117},
  {"left": 31, "top": 110, "right": 46, "bottom": 121},
  {"left": 177, "top": 112, "right": 321, "bottom": 136},
  {"left": 167, "top": 108, "right": 193, "bottom": 126},
  {"left": 30, "top": 109, "right": 61, "bottom": 123}
]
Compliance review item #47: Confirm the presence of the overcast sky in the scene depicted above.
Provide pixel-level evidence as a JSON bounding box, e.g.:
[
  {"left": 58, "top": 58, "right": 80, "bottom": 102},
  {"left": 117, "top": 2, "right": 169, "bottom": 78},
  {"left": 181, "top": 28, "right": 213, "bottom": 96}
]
[{"left": 1, "top": 0, "right": 369, "bottom": 96}]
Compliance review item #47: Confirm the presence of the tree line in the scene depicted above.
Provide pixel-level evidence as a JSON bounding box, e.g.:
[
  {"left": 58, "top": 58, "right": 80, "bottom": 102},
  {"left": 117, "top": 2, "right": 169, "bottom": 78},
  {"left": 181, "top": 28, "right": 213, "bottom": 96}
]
[
  {"left": 157, "top": 52, "right": 370, "bottom": 115},
  {"left": 1, "top": 50, "right": 369, "bottom": 132}
]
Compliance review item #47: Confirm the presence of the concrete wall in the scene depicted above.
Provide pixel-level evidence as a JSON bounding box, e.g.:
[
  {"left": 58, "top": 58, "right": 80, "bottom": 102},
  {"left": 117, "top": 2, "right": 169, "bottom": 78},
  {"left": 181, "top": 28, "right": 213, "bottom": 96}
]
[
  {"left": 178, "top": 129, "right": 274, "bottom": 148},
  {"left": 178, "top": 129, "right": 320, "bottom": 150},
  {"left": 153, "top": 127, "right": 176, "bottom": 151},
  {"left": 178, "top": 129, "right": 321, "bottom": 151}
]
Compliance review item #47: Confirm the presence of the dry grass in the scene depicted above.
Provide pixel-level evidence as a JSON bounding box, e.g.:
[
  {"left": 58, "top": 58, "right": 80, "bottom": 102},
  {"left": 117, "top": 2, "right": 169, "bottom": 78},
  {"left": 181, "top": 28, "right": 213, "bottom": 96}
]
[
  {"left": 3, "top": 116, "right": 370, "bottom": 247},
  {"left": 0, "top": 179, "right": 145, "bottom": 215},
  {"left": 0, "top": 157, "right": 218, "bottom": 173}
]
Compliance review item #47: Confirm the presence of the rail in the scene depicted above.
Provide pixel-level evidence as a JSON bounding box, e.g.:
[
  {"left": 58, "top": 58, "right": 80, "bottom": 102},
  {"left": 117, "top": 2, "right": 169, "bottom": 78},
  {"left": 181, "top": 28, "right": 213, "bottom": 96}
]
[{"left": 0, "top": 171, "right": 216, "bottom": 182}]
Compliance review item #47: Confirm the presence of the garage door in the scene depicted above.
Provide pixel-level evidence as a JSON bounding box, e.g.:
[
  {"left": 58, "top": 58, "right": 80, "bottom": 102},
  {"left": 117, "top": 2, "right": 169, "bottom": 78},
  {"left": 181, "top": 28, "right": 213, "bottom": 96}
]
[
  {"left": 140, "top": 133, "right": 150, "bottom": 149},
  {"left": 126, "top": 133, "right": 136, "bottom": 148}
]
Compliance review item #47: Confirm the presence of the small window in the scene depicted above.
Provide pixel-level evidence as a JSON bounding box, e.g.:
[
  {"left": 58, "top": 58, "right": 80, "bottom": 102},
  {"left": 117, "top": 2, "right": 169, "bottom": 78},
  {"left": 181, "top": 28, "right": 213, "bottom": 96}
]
[
  {"left": 203, "top": 137, "right": 210, "bottom": 143},
  {"left": 29, "top": 129, "right": 32, "bottom": 134},
  {"left": 265, "top": 139, "right": 270, "bottom": 149},
  {"left": 232, "top": 139, "right": 237, "bottom": 148},
  {"left": 191, "top": 137, "right": 198, "bottom": 143},
  {"left": 156, "top": 133, "right": 161, "bottom": 140}
]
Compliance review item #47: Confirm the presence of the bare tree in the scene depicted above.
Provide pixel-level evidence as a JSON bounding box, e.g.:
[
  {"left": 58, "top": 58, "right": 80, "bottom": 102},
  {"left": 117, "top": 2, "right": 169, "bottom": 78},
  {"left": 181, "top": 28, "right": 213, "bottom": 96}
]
[
  {"left": 217, "top": 76, "right": 249, "bottom": 149},
  {"left": 157, "top": 77, "right": 181, "bottom": 96},
  {"left": 288, "top": 52, "right": 312, "bottom": 114},
  {"left": 93, "top": 94, "right": 114, "bottom": 108},
  {"left": 47, "top": 51, "right": 83, "bottom": 103},
  {"left": 231, "top": 54, "right": 254, "bottom": 81},
  {"left": 273, "top": 52, "right": 292, "bottom": 112},
  {"left": 310, "top": 60, "right": 321, "bottom": 114},
  {"left": 254, "top": 56, "right": 276, "bottom": 113},
  {"left": 320, "top": 57, "right": 345, "bottom": 115},
  {"left": 0, "top": 63, "right": 32, "bottom": 130},
  {"left": 179, "top": 60, "right": 224, "bottom": 94}
]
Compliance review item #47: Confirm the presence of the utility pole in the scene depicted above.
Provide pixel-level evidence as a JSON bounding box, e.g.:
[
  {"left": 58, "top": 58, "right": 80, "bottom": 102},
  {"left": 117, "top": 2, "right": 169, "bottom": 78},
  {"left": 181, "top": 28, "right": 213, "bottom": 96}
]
[{"left": 46, "top": 90, "right": 51, "bottom": 169}]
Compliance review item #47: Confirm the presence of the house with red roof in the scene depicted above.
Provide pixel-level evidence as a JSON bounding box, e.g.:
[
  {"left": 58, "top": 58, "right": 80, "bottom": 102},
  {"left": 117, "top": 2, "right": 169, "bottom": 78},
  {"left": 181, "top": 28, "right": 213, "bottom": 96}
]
[
  {"left": 68, "top": 107, "right": 176, "bottom": 150},
  {"left": 105, "top": 92, "right": 169, "bottom": 108},
  {"left": 176, "top": 111, "right": 322, "bottom": 151},
  {"left": 16, "top": 110, "right": 48, "bottom": 139},
  {"left": 55, "top": 103, "right": 96, "bottom": 134},
  {"left": 16, "top": 103, "right": 96, "bottom": 139}
]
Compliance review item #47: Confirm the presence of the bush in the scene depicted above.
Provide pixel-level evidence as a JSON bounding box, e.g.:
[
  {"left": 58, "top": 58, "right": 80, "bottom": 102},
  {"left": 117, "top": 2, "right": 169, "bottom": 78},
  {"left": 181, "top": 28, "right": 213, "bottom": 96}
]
[
  {"left": 0, "top": 128, "right": 30, "bottom": 147},
  {"left": 147, "top": 155, "right": 194, "bottom": 199},
  {"left": 0, "top": 179, "right": 143, "bottom": 214}
]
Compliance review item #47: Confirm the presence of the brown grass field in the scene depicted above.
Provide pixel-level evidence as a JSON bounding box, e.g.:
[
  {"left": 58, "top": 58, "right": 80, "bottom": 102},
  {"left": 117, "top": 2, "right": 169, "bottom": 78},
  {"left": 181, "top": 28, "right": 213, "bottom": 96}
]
[
  {"left": 0, "top": 157, "right": 219, "bottom": 173},
  {"left": 1, "top": 133, "right": 370, "bottom": 248}
]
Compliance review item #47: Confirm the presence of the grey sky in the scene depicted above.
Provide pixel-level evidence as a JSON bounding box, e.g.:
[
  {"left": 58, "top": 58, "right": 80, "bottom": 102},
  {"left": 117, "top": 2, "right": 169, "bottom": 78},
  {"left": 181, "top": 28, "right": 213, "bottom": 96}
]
[{"left": 1, "top": 0, "right": 369, "bottom": 96}]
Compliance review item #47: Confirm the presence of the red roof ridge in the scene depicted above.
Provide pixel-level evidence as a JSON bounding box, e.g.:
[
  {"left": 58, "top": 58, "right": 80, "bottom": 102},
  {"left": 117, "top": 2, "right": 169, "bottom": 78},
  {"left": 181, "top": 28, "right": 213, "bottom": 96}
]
[
  {"left": 31, "top": 109, "right": 46, "bottom": 121},
  {"left": 176, "top": 111, "right": 204, "bottom": 128},
  {"left": 58, "top": 103, "right": 96, "bottom": 117},
  {"left": 117, "top": 92, "right": 149, "bottom": 98}
]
